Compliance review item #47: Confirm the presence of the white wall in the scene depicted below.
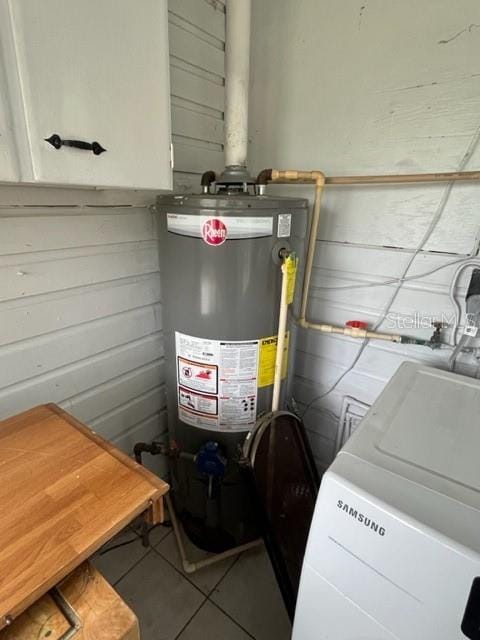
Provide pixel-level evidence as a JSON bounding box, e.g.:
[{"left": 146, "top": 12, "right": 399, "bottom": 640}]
[
  {"left": 0, "top": 190, "right": 165, "bottom": 457},
  {"left": 169, "top": 0, "right": 225, "bottom": 191},
  {"left": 249, "top": 0, "right": 480, "bottom": 471},
  {"left": 0, "top": 0, "right": 225, "bottom": 472}
]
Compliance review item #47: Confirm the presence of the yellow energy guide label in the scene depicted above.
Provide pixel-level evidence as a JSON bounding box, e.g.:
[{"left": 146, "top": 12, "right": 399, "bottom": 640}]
[{"left": 258, "top": 333, "right": 289, "bottom": 388}]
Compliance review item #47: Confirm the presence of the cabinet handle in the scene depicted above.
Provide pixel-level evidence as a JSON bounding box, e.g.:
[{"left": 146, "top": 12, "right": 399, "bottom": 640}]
[{"left": 44, "top": 134, "right": 106, "bottom": 155}]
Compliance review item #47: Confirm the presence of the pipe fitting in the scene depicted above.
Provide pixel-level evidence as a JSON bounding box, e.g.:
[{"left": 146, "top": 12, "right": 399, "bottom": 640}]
[
  {"left": 200, "top": 170, "right": 216, "bottom": 194},
  {"left": 271, "top": 169, "right": 325, "bottom": 186},
  {"left": 133, "top": 441, "right": 165, "bottom": 464},
  {"left": 351, "top": 323, "right": 400, "bottom": 342},
  {"left": 133, "top": 441, "right": 196, "bottom": 464},
  {"left": 256, "top": 168, "right": 272, "bottom": 186},
  {"left": 297, "top": 317, "right": 403, "bottom": 343}
]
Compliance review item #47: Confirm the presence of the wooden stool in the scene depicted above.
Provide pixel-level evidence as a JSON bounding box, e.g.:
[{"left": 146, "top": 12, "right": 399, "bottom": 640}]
[{"left": 0, "top": 562, "right": 139, "bottom": 640}]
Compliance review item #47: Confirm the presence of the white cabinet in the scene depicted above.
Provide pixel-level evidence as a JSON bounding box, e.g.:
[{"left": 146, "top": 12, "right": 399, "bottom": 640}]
[
  {"left": 0, "top": 0, "right": 172, "bottom": 190},
  {"left": 0, "top": 32, "right": 20, "bottom": 183}
]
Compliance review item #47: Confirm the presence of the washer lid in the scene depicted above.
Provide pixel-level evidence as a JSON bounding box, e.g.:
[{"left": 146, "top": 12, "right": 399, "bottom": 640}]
[
  {"left": 378, "top": 366, "right": 480, "bottom": 492},
  {"left": 342, "top": 362, "right": 480, "bottom": 508}
]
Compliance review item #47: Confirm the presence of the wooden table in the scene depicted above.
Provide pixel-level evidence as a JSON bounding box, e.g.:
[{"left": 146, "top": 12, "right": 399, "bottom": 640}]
[
  {"left": 0, "top": 562, "right": 139, "bottom": 640},
  {"left": 0, "top": 404, "right": 169, "bottom": 630}
]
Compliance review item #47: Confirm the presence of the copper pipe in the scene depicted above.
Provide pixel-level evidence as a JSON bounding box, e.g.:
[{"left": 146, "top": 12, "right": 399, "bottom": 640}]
[
  {"left": 257, "top": 168, "right": 480, "bottom": 187},
  {"left": 325, "top": 170, "right": 480, "bottom": 186},
  {"left": 262, "top": 167, "right": 467, "bottom": 344},
  {"left": 270, "top": 170, "right": 325, "bottom": 324}
]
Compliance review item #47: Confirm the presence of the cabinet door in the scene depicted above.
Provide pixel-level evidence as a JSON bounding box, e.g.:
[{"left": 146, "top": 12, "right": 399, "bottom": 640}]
[
  {"left": 3, "top": 0, "right": 172, "bottom": 190},
  {"left": 0, "top": 76, "right": 18, "bottom": 183},
  {"left": 0, "top": 20, "right": 20, "bottom": 183}
]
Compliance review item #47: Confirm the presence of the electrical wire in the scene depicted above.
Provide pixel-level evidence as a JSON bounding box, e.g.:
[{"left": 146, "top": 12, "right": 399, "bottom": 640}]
[
  {"left": 312, "top": 257, "right": 480, "bottom": 292},
  {"left": 290, "top": 396, "right": 340, "bottom": 422},
  {"left": 301, "top": 125, "right": 480, "bottom": 419},
  {"left": 300, "top": 339, "right": 367, "bottom": 418},
  {"left": 99, "top": 537, "right": 138, "bottom": 555},
  {"left": 449, "top": 334, "right": 468, "bottom": 372}
]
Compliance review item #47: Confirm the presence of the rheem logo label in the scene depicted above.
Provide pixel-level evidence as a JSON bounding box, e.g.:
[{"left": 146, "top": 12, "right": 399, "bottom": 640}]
[{"left": 202, "top": 218, "right": 227, "bottom": 246}]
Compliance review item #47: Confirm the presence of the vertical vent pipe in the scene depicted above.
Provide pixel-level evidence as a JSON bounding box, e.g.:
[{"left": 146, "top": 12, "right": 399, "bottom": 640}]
[{"left": 224, "top": 0, "right": 251, "bottom": 168}]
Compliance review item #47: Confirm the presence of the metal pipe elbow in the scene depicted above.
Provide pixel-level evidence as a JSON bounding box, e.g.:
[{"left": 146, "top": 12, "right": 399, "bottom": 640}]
[
  {"left": 256, "top": 168, "right": 273, "bottom": 186},
  {"left": 201, "top": 171, "right": 217, "bottom": 193}
]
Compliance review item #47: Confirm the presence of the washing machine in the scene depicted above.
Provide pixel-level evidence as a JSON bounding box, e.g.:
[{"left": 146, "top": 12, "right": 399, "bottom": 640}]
[{"left": 293, "top": 362, "right": 480, "bottom": 639}]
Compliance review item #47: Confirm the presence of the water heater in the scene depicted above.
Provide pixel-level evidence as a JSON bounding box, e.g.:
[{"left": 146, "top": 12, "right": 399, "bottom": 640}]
[{"left": 156, "top": 187, "right": 308, "bottom": 550}]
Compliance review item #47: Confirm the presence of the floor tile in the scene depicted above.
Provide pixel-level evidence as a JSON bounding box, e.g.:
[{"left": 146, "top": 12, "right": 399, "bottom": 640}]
[
  {"left": 211, "top": 545, "right": 291, "bottom": 640},
  {"left": 91, "top": 527, "right": 150, "bottom": 585},
  {"left": 155, "top": 530, "right": 238, "bottom": 595},
  {"left": 178, "top": 600, "right": 252, "bottom": 640},
  {"left": 147, "top": 523, "right": 173, "bottom": 546},
  {"left": 115, "top": 549, "right": 205, "bottom": 640}
]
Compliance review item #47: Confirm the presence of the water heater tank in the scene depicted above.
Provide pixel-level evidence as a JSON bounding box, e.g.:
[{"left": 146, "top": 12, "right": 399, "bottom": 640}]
[{"left": 156, "top": 192, "right": 308, "bottom": 550}]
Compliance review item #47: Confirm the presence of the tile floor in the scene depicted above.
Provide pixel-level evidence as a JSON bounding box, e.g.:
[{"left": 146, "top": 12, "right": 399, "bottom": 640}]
[{"left": 92, "top": 523, "right": 292, "bottom": 640}]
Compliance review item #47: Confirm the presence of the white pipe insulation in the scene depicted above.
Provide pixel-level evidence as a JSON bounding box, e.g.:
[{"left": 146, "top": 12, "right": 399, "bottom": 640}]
[
  {"left": 224, "top": 0, "right": 251, "bottom": 168},
  {"left": 272, "top": 259, "right": 289, "bottom": 412}
]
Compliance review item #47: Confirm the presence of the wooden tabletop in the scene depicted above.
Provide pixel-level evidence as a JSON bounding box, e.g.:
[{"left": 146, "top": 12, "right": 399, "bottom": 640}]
[{"left": 0, "top": 404, "right": 169, "bottom": 629}]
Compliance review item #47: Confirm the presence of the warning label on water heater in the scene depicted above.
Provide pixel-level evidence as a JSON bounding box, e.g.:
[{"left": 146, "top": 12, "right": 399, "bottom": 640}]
[{"left": 175, "top": 332, "right": 259, "bottom": 432}]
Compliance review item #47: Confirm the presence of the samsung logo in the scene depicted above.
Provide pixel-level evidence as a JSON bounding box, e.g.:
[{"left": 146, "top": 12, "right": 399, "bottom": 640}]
[{"left": 337, "top": 500, "right": 386, "bottom": 536}]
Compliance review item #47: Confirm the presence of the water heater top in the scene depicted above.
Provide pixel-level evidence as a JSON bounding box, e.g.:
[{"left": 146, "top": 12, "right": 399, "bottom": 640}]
[{"left": 155, "top": 192, "right": 308, "bottom": 212}]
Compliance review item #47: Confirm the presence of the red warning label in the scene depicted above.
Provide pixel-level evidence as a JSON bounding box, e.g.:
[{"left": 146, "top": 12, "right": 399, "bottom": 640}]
[
  {"left": 178, "top": 387, "right": 218, "bottom": 417},
  {"left": 177, "top": 356, "right": 218, "bottom": 394},
  {"left": 175, "top": 332, "right": 259, "bottom": 432}
]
